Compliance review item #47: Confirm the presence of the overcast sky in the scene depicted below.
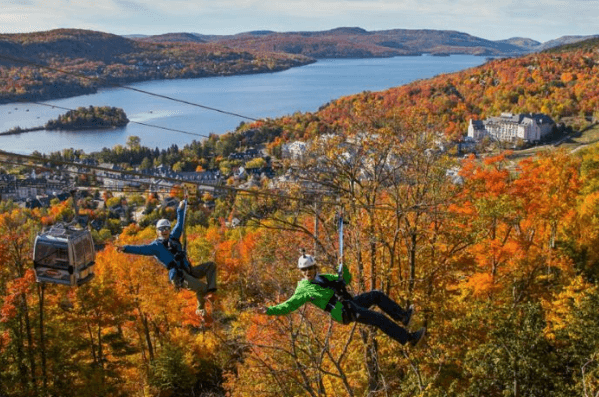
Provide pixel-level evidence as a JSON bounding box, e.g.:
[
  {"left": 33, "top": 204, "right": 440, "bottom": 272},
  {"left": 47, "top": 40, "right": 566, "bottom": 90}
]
[{"left": 1, "top": 0, "right": 598, "bottom": 43}]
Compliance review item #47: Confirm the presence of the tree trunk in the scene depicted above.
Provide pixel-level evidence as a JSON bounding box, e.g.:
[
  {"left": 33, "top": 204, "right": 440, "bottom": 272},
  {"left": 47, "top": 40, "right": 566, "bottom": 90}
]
[
  {"left": 38, "top": 284, "right": 48, "bottom": 395},
  {"left": 370, "top": 239, "right": 376, "bottom": 292},
  {"left": 97, "top": 323, "right": 105, "bottom": 386},
  {"left": 87, "top": 322, "right": 97, "bottom": 363},
  {"left": 142, "top": 314, "right": 155, "bottom": 361},
  {"left": 409, "top": 233, "right": 417, "bottom": 296},
  {"left": 17, "top": 313, "right": 28, "bottom": 391},
  {"left": 362, "top": 330, "right": 380, "bottom": 393},
  {"left": 21, "top": 293, "right": 38, "bottom": 395},
  {"left": 513, "top": 357, "right": 519, "bottom": 397}
]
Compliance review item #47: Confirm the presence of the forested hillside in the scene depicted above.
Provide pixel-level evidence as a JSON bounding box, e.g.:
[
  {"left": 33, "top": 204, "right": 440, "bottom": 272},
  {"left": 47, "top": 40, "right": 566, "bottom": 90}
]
[
  {"left": 4, "top": 39, "right": 599, "bottom": 397},
  {"left": 0, "top": 29, "right": 314, "bottom": 104},
  {"left": 252, "top": 38, "right": 599, "bottom": 146},
  {"left": 141, "top": 27, "right": 530, "bottom": 58},
  {"left": 3, "top": 133, "right": 599, "bottom": 396}
]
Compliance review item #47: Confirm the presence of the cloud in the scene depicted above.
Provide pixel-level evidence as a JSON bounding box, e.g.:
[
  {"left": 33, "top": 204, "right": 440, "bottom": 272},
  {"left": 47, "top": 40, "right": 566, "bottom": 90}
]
[
  {"left": 6, "top": 0, "right": 35, "bottom": 5},
  {"left": 114, "top": 0, "right": 150, "bottom": 12}
]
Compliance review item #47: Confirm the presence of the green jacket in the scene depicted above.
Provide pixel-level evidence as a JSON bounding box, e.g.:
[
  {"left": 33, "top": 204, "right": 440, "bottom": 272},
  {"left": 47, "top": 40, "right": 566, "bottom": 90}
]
[{"left": 266, "top": 265, "right": 352, "bottom": 323}]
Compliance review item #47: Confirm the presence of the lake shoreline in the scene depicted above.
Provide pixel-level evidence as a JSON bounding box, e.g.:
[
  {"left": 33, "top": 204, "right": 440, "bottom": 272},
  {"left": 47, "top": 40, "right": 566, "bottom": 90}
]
[
  {"left": 0, "top": 125, "right": 127, "bottom": 136},
  {"left": 0, "top": 126, "right": 45, "bottom": 136},
  {"left": 0, "top": 54, "right": 489, "bottom": 107},
  {"left": 0, "top": 55, "right": 487, "bottom": 155},
  {"left": 0, "top": 59, "right": 318, "bottom": 107}
]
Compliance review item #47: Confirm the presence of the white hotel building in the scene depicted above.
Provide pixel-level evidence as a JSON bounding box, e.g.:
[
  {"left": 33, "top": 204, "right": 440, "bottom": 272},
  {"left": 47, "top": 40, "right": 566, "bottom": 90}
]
[{"left": 468, "top": 113, "right": 555, "bottom": 143}]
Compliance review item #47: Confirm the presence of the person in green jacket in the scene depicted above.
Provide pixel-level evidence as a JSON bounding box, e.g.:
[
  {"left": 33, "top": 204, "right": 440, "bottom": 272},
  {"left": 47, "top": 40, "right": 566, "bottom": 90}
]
[{"left": 259, "top": 253, "right": 426, "bottom": 346}]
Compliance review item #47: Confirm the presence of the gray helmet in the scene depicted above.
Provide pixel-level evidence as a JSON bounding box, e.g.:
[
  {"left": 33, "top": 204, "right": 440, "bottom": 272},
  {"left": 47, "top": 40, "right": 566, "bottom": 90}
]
[
  {"left": 156, "top": 219, "right": 171, "bottom": 229},
  {"left": 298, "top": 253, "right": 316, "bottom": 269}
]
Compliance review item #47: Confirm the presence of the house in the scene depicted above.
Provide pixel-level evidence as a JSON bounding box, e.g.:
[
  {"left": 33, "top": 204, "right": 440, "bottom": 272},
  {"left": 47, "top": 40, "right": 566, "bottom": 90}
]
[
  {"left": 227, "top": 148, "right": 261, "bottom": 161},
  {"left": 103, "top": 177, "right": 126, "bottom": 191},
  {"left": 226, "top": 217, "right": 241, "bottom": 228},
  {"left": 162, "top": 196, "right": 179, "bottom": 209},
  {"left": 0, "top": 175, "right": 17, "bottom": 197},
  {"left": 16, "top": 177, "right": 49, "bottom": 199},
  {"left": 282, "top": 141, "right": 308, "bottom": 160},
  {"left": 468, "top": 113, "right": 555, "bottom": 143}
]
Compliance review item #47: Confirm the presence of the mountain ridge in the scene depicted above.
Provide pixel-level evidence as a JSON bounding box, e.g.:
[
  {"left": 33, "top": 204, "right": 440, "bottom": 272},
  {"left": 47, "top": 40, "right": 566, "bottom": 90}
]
[
  {"left": 136, "top": 27, "right": 527, "bottom": 57},
  {"left": 132, "top": 27, "right": 599, "bottom": 58},
  {"left": 2, "top": 27, "right": 598, "bottom": 105}
]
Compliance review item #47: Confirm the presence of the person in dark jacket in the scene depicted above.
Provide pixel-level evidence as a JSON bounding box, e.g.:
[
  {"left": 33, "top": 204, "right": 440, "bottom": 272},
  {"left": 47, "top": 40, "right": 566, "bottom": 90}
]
[
  {"left": 259, "top": 253, "right": 425, "bottom": 346},
  {"left": 117, "top": 200, "right": 217, "bottom": 315}
]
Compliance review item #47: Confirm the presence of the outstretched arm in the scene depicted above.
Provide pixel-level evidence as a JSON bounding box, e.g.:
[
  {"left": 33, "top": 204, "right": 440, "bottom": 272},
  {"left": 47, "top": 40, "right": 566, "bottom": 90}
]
[
  {"left": 171, "top": 200, "right": 186, "bottom": 239},
  {"left": 265, "top": 289, "right": 309, "bottom": 316},
  {"left": 116, "top": 243, "right": 157, "bottom": 256}
]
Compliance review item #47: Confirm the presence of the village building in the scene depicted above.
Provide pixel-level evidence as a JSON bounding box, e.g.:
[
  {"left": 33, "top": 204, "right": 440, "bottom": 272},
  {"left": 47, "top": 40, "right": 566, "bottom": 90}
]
[
  {"left": 467, "top": 113, "right": 555, "bottom": 143},
  {"left": 282, "top": 141, "right": 308, "bottom": 160}
]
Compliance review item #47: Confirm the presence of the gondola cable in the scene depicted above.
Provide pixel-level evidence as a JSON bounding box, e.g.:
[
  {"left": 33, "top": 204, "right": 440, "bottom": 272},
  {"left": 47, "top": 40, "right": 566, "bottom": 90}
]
[
  {"left": 29, "top": 101, "right": 213, "bottom": 139},
  {"left": 0, "top": 52, "right": 333, "bottom": 146},
  {"left": 0, "top": 53, "right": 258, "bottom": 122},
  {"left": 0, "top": 151, "right": 452, "bottom": 215}
]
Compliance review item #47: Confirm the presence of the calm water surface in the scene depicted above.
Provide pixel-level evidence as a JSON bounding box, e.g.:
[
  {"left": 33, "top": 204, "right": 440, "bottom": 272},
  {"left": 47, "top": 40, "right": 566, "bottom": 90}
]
[{"left": 0, "top": 55, "right": 485, "bottom": 154}]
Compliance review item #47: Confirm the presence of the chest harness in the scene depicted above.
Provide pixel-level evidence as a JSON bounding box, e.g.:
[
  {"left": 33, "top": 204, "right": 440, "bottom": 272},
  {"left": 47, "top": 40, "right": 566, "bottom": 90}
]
[
  {"left": 310, "top": 272, "right": 357, "bottom": 324},
  {"left": 162, "top": 237, "right": 190, "bottom": 284}
]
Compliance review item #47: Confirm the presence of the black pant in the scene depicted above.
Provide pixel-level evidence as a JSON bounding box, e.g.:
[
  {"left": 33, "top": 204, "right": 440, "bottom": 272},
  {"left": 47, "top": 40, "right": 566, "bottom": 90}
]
[{"left": 349, "top": 290, "right": 410, "bottom": 344}]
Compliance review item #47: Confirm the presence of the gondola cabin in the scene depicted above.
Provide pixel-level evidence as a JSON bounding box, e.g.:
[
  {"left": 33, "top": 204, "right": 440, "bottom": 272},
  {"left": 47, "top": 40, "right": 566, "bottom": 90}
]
[{"left": 33, "top": 225, "right": 95, "bottom": 286}]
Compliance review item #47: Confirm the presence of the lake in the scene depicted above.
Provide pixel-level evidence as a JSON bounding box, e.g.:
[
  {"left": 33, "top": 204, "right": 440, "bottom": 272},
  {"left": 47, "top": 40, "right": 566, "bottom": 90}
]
[{"left": 0, "top": 55, "right": 485, "bottom": 155}]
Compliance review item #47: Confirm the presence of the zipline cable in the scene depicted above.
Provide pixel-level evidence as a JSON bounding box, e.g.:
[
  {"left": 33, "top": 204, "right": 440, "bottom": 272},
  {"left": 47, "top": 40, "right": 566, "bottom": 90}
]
[
  {"left": 0, "top": 150, "right": 454, "bottom": 215},
  {"left": 0, "top": 52, "right": 341, "bottom": 154},
  {"left": 28, "top": 101, "right": 212, "bottom": 139},
  {"left": 0, "top": 158, "right": 195, "bottom": 194},
  {"left": 0, "top": 53, "right": 258, "bottom": 122},
  {"left": 0, "top": 150, "right": 331, "bottom": 206}
]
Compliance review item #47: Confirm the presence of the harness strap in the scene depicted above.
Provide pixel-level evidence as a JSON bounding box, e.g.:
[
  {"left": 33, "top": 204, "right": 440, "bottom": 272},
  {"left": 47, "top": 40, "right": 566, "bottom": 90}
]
[
  {"left": 166, "top": 260, "right": 178, "bottom": 270},
  {"left": 320, "top": 293, "right": 356, "bottom": 324},
  {"left": 163, "top": 238, "right": 189, "bottom": 273},
  {"left": 312, "top": 275, "right": 357, "bottom": 323},
  {"left": 323, "top": 294, "right": 338, "bottom": 313}
]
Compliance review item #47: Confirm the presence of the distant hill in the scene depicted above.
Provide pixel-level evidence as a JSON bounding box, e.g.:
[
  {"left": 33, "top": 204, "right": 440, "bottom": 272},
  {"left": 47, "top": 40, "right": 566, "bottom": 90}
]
[
  {"left": 136, "top": 32, "right": 207, "bottom": 44},
  {"left": 0, "top": 29, "right": 137, "bottom": 64},
  {"left": 137, "top": 29, "right": 599, "bottom": 58},
  {"left": 139, "top": 27, "right": 531, "bottom": 58},
  {"left": 543, "top": 36, "right": 599, "bottom": 53},
  {"left": 496, "top": 37, "right": 541, "bottom": 51},
  {"left": 0, "top": 28, "right": 314, "bottom": 104},
  {"left": 535, "top": 35, "right": 599, "bottom": 51}
]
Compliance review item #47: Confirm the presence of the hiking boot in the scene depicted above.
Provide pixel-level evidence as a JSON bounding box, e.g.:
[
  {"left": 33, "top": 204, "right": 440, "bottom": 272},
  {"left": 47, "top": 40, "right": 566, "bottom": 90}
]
[
  {"left": 409, "top": 327, "right": 426, "bottom": 347},
  {"left": 402, "top": 304, "right": 414, "bottom": 327}
]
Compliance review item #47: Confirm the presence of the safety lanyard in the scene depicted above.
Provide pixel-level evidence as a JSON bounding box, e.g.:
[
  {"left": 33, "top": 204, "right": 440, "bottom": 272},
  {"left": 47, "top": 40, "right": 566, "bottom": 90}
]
[{"left": 337, "top": 210, "right": 344, "bottom": 276}]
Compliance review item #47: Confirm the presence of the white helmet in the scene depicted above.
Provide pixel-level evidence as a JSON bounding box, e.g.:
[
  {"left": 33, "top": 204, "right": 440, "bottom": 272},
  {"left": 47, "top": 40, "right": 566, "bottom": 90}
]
[
  {"left": 156, "top": 219, "right": 171, "bottom": 229},
  {"left": 298, "top": 254, "right": 316, "bottom": 269}
]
